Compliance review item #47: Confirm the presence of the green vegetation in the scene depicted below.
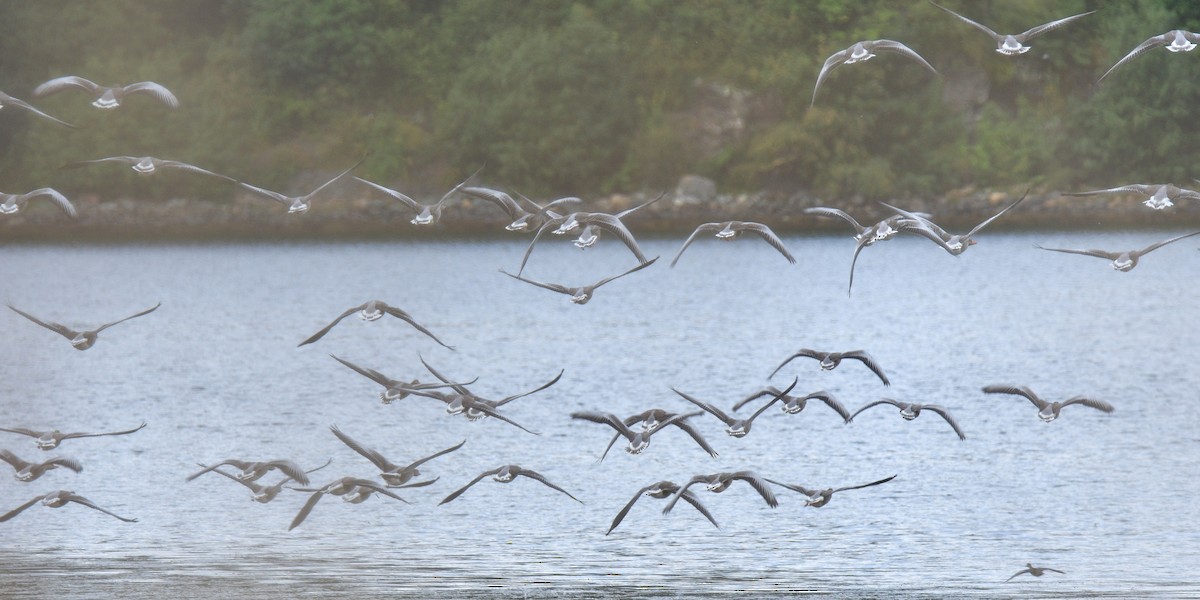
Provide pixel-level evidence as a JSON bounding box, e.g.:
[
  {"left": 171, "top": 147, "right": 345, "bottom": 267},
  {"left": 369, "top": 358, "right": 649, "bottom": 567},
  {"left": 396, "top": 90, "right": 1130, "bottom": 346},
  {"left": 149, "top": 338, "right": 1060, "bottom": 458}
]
[{"left": 0, "top": 0, "right": 1196, "bottom": 201}]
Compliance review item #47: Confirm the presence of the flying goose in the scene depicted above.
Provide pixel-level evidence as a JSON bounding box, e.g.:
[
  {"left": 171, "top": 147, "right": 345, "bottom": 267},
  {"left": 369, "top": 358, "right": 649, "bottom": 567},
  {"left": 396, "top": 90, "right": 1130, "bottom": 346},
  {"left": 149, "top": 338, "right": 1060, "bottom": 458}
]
[
  {"left": 0, "top": 90, "right": 77, "bottom": 128},
  {"left": 1098, "top": 30, "right": 1200, "bottom": 83},
  {"left": 298, "top": 300, "right": 453, "bottom": 349},
  {"left": 766, "top": 474, "right": 896, "bottom": 507},
  {"left": 186, "top": 459, "right": 313, "bottom": 486},
  {"left": 732, "top": 388, "right": 852, "bottom": 423},
  {"left": 8, "top": 302, "right": 160, "bottom": 350},
  {"left": 0, "top": 188, "right": 77, "bottom": 217},
  {"left": 661, "top": 471, "right": 778, "bottom": 514},
  {"left": 596, "top": 408, "right": 718, "bottom": 462},
  {"left": 0, "top": 490, "right": 137, "bottom": 523},
  {"left": 329, "top": 354, "right": 474, "bottom": 404},
  {"left": 329, "top": 425, "right": 462, "bottom": 487},
  {"left": 0, "top": 449, "right": 82, "bottom": 482},
  {"left": 929, "top": 2, "right": 1095, "bottom": 56},
  {"left": 607, "top": 480, "right": 719, "bottom": 535},
  {"left": 239, "top": 159, "right": 362, "bottom": 214},
  {"left": 571, "top": 410, "right": 711, "bottom": 457},
  {"left": 1036, "top": 231, "right": 1200, "bottom": 271},
  {"left": 418, "top": 356, "right": 561, "bottom": 421},
  {"left": 201, "top": 457, "right": 331, "bottom": 504},
  {"left": 0, "top": 422, "right": 146, "bottom": 450},
  {"left": 354, "top": 167, "right": 481, "bottom": 225},
  {"left": 670, "top": 221, "right": 795, "bottom": 267},
  {"left": 500, "top": 257, "right": 657, "bottom": 304},
  {"left": 1063, "top": 184, "right": 1200, "bottom": 210},
  {"left": 33, "top": 76, "right": 179, "bottom": 109},
  {"left": 884, "top": 190, "right": 1028, "bottom": 256},
  {"left": 812, "top": 40, "right": 938, "bottom": 105},
  {"left": 288, "top": 477, "right": 410, "bottom": 530},
  {"left": 849, "top": 399, "right": 966, "bottom": 440},
  {"left": 981, "top": 385, "right": 1114, "bottom": 422},
  {"left": 62, "top": 156, "right": 236, "bottom": 183},
  {"left": 671, "top": 378, "right": 798, "bottom": 438},
  {"left": 459, "top": 187, "right": 577, "bottom": 232},
  {"left": 1006, "top": 563, "right": 1065, "bottom": 582},
  {"left": 439, "top": 465, "right": 582, "bottom": 505},
  {"left": 770, "top": 349, "right": 890, "bottom": 386},
  {"left": 516, "top": 193, "right": 662, "bottom": 275}
]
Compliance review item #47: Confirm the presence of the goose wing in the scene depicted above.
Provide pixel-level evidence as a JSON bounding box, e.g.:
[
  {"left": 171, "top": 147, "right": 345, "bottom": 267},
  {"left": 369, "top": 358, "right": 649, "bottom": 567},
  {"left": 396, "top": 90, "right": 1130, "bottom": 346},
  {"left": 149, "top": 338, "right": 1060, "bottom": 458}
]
[
  {"left": 406, "top": 440, "right": 466, "bottom": 470},
  {"left": 329, "top": 425, "right": 398, "bottom": 473},
  {"left": 671, "top": 388, "right": 733, "bottom": 426},
  {"left": 381, "top": 305, "right": 455, "bottom": 350},
  {"left": 8, "top": 305, "right": 79, "bottom": 340},
  {"left": 329, "top": 354, "right": 392, "bottom": 387},
  {"left": 418, "top": 355, "right": 475, "bottom": 396},
  {"left": 0, "top": 494, "right": 50, "bottom": 522},
  {"left": 353, "top": 176, "right": 420, "bottom": 211},
  {"left": 922, "top": 405, "right": 967, "bottom": 440},
  {"left": 1063, "top": 185, "right": 1156, "bottom": 197},
  {"left": 0, "top": 427, "right": 43, "bottom": 439},
  {"left": 729, "top": 471, "right": 779, "bottom": 508},
  {"left": 460, "top": 399, "right": 541, "bottom": 435},
  {"left": 238, "top": 181, "right": 292, "bottom": 206},
  {"left": 579, "top": 213, "right": 650, "bottom": 264},
  {"left": 964, "top": 190, "right": 1027, "bottom": 240},
  {"left": 298, "top": 304, "right": 365, "bottom": 347},
  {"left": 1134, "top": 230, "right": 1200, "bottom": 257},
  {"left": 848, "top": 398, "right": 905, "bottom": 422},
  {"left": 805, "top": 391, "right": 853, "bottom": 423},
  {"left": 732, "top": 388, "right": 778, "bottom": 412},
  {"left": 0, "top": 93, "right": 78, "bottom": 128},
  {"left": 155, "top": 160, "right": 238, "bottom": 183},
  {"left": 669, "top": 416, "right": 720, "bottom": 458},
  {"left": 812, "top": 47, "right": 851, "bottom": 105},
  {"left": 460, "top": 186, "right": 526, "bottom": 221},
  {"left": 1034, "top": 245, "right": 1121, "bottom": 261},
  {"left": 591, "top": 256, "right": 658, "bottom": 288},
  {"left": 93, "top": 302, "right": 160, "bottom": 333},
  {"left": 122, "top": 81, "right": 179, "bottom": 107},
  {"left": 517, "top": 468, "right": 582, "bottom": 503},
  {"left": 737, "top": 222, "right": 796, "bottom": 264},
  {"left": 439, "top": 468, "right": 504, "bottom": 505},
  {"left": 661, "top": 475, "right": 709, "bottom": 514},
  {"left": 804, "top": 206, "right": 865, "bottom": 232},
  {"left": 201, "top": 464, "right": 265, "bottom": 493},
  {"left": 500, "top": 269, "right": 573, "bottom": 296},
  {"left": 871, "top": 40, "right": 938, "bottom": 74},
  {"left": 929, "top": 2, "right": 1000, "bottom": 41},
  {"left": 677, "top": 490, "right": 720, "bottom": 529},
  {"left": 1098, "top": 33, "right": 1174, "bottom": 83},
  {"left": 185, "top": 458, "right": 252, "bottom": 482},
  {"left": 61, "top": 156, "right": 140, "bottom": 169},
  {"left": 572, "top": 411, "right": 635, "bottom": 441},
  {"left": 288, "top": 490, "right": 327, "bottom": 530},
  {"left": 769, "top": 348, "right": 821, "bottom": 378},
  {"left": 20, "top": 188, "right": 77, "bottom": 217},
  {"left": 1005, "top": 568, "right": 1033, "bottom": 582},
  {"left": 33, "top": 76, "right": 99, "bottom": 97},
  {"left": 433, "top": 165, "right": 484, "bottom": 209},
  {"left": 670, "top": 223, "right": 724, "bottom": 267},
  {"left": 1017, "top": 10, "right": 1096, "bottom": 42},
  {"left": 44, "top": 456, "right": 83, "bottom": 473},
  {"left": 64, "top": 493, "right": 137, "bottom": 522},
  {"left": 61, "top": 421, "right": 147, "bottom": 442},
  {"left": 981, "top": 384, "right": 1048, "bottom": 410},
  {"left": 516, "top": 216, "right": 568, "bottom": 275},
  {"left": 841, "top": 350, "right": 890, "bottom": 386},
  {"left": 607, "top": 482, "right": 660, "bottom": 534},
  {"left": 1060, "top": 396, "right": 1114, "bottom": 413},
  {"left": 746, "top": 377, "right": 798, "bottom": 424},
  {"left": 300, "top": 158, "right": 363, "bottom": 203},
  {"left": 0, "top": 449, "right": 30, "bottom": 471},
  {"left": 490, "top": 369, "right": 563, "bottom": 408},
  {"left": 847, "top": 234, "right": 871, "bottom": 297}
]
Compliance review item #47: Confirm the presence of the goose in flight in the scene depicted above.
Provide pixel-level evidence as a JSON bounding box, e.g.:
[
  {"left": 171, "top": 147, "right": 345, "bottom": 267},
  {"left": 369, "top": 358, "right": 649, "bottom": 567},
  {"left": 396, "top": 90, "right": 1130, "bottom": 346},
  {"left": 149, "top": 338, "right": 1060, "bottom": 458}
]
[
  {"left": 670, "top": 221, "right": 795, "bottom": 267},
  {"left": 239, "top": 159, "right": 362, "bottom": 214},
  {"left": 1036, "top": 231, "right": 1200, "bottom": 271},
  {"left": 288, "top": 477, "right": 409, "bottom": 530},
  {"left": 459, "top": 186, "right": 578, "bottom": 232},
  {"left": 769, "top": 349, "right": 890, "bottom": 386},
  {"left": 571, "top": 410, "right": 711, "bottom": 457},
  {"left": 417, "top": 356, "right": 561, "bottom": 423},
  {"left": 199, "top": 458, "right": 331, "bottom": 504},
  {"left": 1006, "top": 563, "right": 1065, "bottom": 582},
  {"left": 33, "top": 76, "right": 179, "bottom": 109},
  {"left": 885, "top": 190, "right": 1028, "bottom": 256},
  {"left": 329, "top": 354, "right": 474, "bottom": 404},
  {"left": 981, "top": 385, "right": 1114, "bottom": 422},
  {"left": 298, "top": 300, "right": 453, "bottom": 349},
  {"left": 0, "top": 90, "right": 77, "bottom": 128},
  {"left": 1063, "top": 184, "right": 1200, "bottom": 210},
  {"left": 439, "top": 465, "right": 582, "bottom": 505},
  {"left": 672, "top": 378, "right": 798, "bottom": 438},
  {"left": 661, "top": 471, "right": 778, "bottom": 514},
  {"left": 766, "top": 474, "right": 896, "bottom": 507},
  {"left": 812, "top": 40, "right": 937, "bottom": 105},
  {"left": 355, "top": 167, "right": 481, "bottom": 225},
  {"left": 500, "top": 257, "right": 657, "bottom": 304},
  {"left": 929, "top": 2, "right": 1095, "bottom": 56},
  {"left": 0, "top": 449, "right": 82, "bottom": 482},
  {"left": 805, "top": 207, "right": 929, "bottom": 295},
  {"left": 1098, "top": 30, "right": 1200, "bottom": 83},
  {"left": 0, "top": 490, "right": 137, "bottom": 523},
  {"left": 8, "top": 302, "right": 160, "bottom": 350},
  {"left": 62, "top": 156, "right": 236, "bottom": 183},
  {"left": 516, "top": 193, "right": 661, "bottom": 275},
  {"left": 0, "top": 422, "right": 146, "bottom": 451},
  {"left": 732, "top": 387, "right": 852, "bottom": 423},
  {"left": 186, "top": 459, "right": 313, "bottom": 486},
  {"left": 329, "top": 425, "right": 462, "bottom": 488},
  {"left": 595, "top": 408, "right": 718, "bottom": 462},
  {"left": 0, "top": 188, "right": 77, "bottom": 217},
  {"left": 849, "top": 399, "right": 966, "bottom": 440},
  {"left": 607, "top": 480, "right": 719, "bottom": 535}
]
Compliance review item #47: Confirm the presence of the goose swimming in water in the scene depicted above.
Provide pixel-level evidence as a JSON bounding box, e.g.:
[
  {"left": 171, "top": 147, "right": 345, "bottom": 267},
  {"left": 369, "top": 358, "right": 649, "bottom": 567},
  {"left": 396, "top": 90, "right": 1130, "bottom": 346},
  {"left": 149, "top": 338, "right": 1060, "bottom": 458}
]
[
  {"left": 1006, "top": 563, "right": 1066, "bottom": 582},
  {"left": 288, "top": 477, "right": 410, "bottom": 530},
  {"left": 0, "top": 188, "right": 77, "bottom": 217},
  {"left": 0, "top": 490, "right": 137, "bottom": 523},
  {"left": 982, "top": 385, "right": 1114, "bottom": 422},
  {"left": 849, "top": 399, "right": 967, "bottom": 440},
  {"left": 238, "top": 159, "right": 362, "bottom": 214},
  {"left": 439, "top": 465, "right": 582, "bottom": 505},
  {"left": 0, "top": 90, "right": 77, "bottom": 128},
  {"left": 607, "top": 480, "right": 719, "bottom": 535},
  {"left": 672, "top": 378, "right": 798, "bottom": 438},
  {"left": 354, "top": 167, "right": 481, "bottom": 225},
  {"left": 199, "top": 458, "right": 331, "bottom": 504},
  {"left": 885, "top": 191, "right": 1028, "bottom": 256},
  {"left": 812, "top": 39, "right": 938, "bottom": 105},
  {"left": 929, "top": 2, "right": 1095, "bottom": 56},
  {"left": 329, "top": 354, "right": 474, "bottom": 404},
  {"left": 8, "top": 303, "right": 160, "bottom": 350},
  {"left": 571, "top": 410, "right": 711, "bottom": 457},
  {"left": 766, "top": 474, "right": 896, "bottom": 507},
  {"left": 1063, "top": 184, "right": 1200, "bottom": 211},
  {"left": 0, "top": 422, "right": 146, "bottom": 451},
  {"left": 1098, "top": 30, "right": 1200, "bottom": 83},
  {"left": 298, "top": 300, "right": 454, "bottom": 349},
  {"left": 329, "top": 425, "right": 462, "bottom": 488},
  {"left": 1036, "top": 231, "right": 1200, "bottom": 271},
  {"left": 33, "top": 76, "right": 179, "bottom": 109},
  {"left": 516, "top": 193, "right": 662, "bottom": 275},
  {"left": 0, "top": 449, "right": 82, "bottom": 482},
  {"left": 186, "top": 459, "right": 313, "bottom": 486},
  {"left": 500, "top": 257, "right": 657, "bottom": 304},
  {"left": 770, "top": 349, "right": 890, "bottom": 386},
  {"left": 62, "top": 156, "right": 237, "bottom": 183},
  {"left": 670, "top": 221, "right": 795, "bottom": 267},
  {"left": 661, "top": 471, "right": 778, "bottom": 514},
  {"left": 596, "top": 408, "right": 718, "bottom": 462},
  {"left": 732, "top": 387, "right": 852, "bottom": 423}
]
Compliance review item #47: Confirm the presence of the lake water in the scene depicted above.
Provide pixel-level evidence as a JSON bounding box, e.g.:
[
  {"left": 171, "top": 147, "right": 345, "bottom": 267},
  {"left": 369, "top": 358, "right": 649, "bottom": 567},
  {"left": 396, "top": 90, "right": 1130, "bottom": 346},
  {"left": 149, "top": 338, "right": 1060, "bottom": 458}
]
[{"left": 1, "top": 231, "right": 1198, "bottom": 598}]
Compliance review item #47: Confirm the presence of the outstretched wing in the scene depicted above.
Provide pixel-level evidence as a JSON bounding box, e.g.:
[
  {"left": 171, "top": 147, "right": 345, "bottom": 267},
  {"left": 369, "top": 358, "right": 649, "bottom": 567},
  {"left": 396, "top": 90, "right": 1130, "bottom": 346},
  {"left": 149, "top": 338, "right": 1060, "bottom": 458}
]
[
  {"left": 670, "top": 417, "right": 720, "bottom": 458},
  {"left": 746, "top": 378, "right": 798, "bottom": 424},
  {"left": 583, "top": 214, "right": 650, "bottom": 264},
  {"left": 1060, "top": 396, "right": 1115, "bottom": 413},
  {"left": 964, "top": 190, "right": 1027, "bottom": 240},
  {"left": 462, "top": 400, "right": 541, "bottom": 435},
  {"left": 499, "top": 269, "right": 573, "bottom": 296},
  {"left": 732, "top": 388, "right": 778, "bottom": 412},
  {"left": 407, "top": 440, "right": 466, "bottom": 470},
  {"left": 769, "top": 348, "right": 821, "bottom": 378},
  {"left": 329, "top": 354, "right": 392, "bottom": 387},
  {"left": 981, "top": 384, "right": 1047, "bottom": 410},
  {"left": 842, "top": 350, "right": 890, "bottom": 386},
  {"left": 123, "top": 81, "right": 180, "bottom": 108},
  {"left": 0, "top": 494, "right": 49, "bottom": 522},
  {"left": 439, "top": 468, "right": 503, "bottom": 505},
  {"left": 922, "top": 405, "right": 967, "bottom": 441},
  {"left": 516, "top": 216, "right": 568, "bottom": 275},
  {"left": 518, "top": 469, "right": 582, "bottom": 503},
  {"left": 740, "top": 222, "right": 796, "bottom": 264},
  {"left": 382, "top": 305, "right": 455, "bottom": 350},
  {"left": 491, "top": 370, "right": 564, "bottom": 408},
  {"left": 847, "top": 398, "right": 904, "bottom": 422},
  {"left": 872, "top": 40, "right": 938, "bottom": 74},
  {"left": 354, "top": 176, "right": 420, "bottom": 211},
  {"left": 329, "top": 425, "right": 397, "bottom": 472},
  {"left": 677, "top": 491, "right": 720, "bottom": 529},
  {"left": 804, "top": 206, "right": 865, "bottom": 232},
  {"left": 805, "top": 391, "right": 853, "bottom": 423},
  {"left": 1, "top": 94, "right": 78, "bottom": 128},
  {"left": 33, "top": 76, "right": 99, "bottom": 97},
  {"left": 156, "top": 160, "right": 238, "bottom": 183},
  {"left": 571, "top": 411, "right": 635, "bottom": 441},
  {"left": 764, "top": 478, "right": 819, "bottom": 497},
  {"left": 812, "top": 47, "right": 850, "bottom": 105},
  {"left": 238, "top": 181, "right": 292, "bottom": 205},
  {"left": 301, "top": 158, "right": 364, "bottom": 203},
  {"left": 670, "top": 223, "right": 723, "bottom": 267},
  {"left": 1018, "top": 10, "right": 1096, "bottom": 42},
  {"left": 65, "top": 493, "right": 137, "bottom": 522},
  {"left": 298, "top": 305, "right": 363, "bottom": 347},
  {"left": 1135, "top": 230, "right": 1200, "bottom": 257},
  {"left": 929, "top": 2, "right": 1000, "bottom": 41},
  {"left": 1098, "top": 33, "right": 1173, "bottom": 83},
  {"left": 606, "top": 483, "right": 658, "bottom": 535},
  {"left": 1034, "top": 245, "right": 1121, "bottom": 261},
  {"left": 94, "top": 302, "right": 160, "bottom": 333},
  {"left": 62, "top": 421, "right": 147, "bottom": 442},
  {"left": 592, "top": 257, "right": 658, "bottom": 288},
  {"left": 671, "top": 388, "right": 732, "bottom": 425},
  {"left": 0, "top": 449, "right": 30, "bottom": 470},
  {"left": 730, "top": 471, "right": 779, "bottom": 508},
  {"left": 8, "top": 305, "right": 78, "bottom": 340},
  {"left": 288, "top": 490, "right": 327, "bottom": 530},
  {"left": 460, "top": 187, "right": 526, "bottom": 221}
]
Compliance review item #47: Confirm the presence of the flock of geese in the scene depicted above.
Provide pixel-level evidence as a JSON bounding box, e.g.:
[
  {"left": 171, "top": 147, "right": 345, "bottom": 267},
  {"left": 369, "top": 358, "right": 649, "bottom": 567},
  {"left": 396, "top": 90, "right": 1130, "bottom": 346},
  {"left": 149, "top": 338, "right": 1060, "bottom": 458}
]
[{"left": 3, "top": 2, "right": 1197, "bottom": 588}]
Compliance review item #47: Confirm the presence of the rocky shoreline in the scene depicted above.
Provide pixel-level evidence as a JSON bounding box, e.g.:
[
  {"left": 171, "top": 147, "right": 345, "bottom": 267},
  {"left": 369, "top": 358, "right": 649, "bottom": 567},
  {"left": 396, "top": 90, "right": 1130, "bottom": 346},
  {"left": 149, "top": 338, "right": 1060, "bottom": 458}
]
[{"left": 3, "top": 176, "right": 1198, "bottom": 242}]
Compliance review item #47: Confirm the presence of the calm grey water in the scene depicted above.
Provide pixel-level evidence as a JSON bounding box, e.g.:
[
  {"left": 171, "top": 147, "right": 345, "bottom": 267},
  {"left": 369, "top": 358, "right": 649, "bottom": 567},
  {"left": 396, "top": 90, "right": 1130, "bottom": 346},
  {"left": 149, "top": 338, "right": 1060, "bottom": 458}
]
[{"left": 1, "top": 231, "right": 1198, "bottom": 598}]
